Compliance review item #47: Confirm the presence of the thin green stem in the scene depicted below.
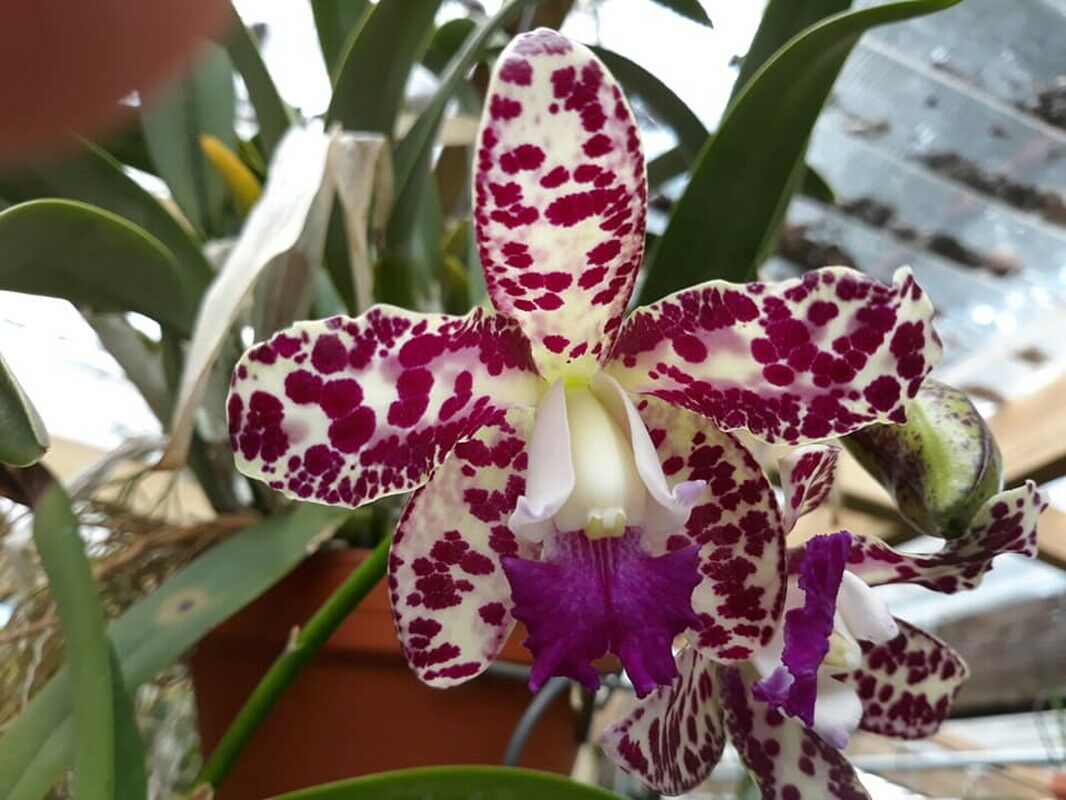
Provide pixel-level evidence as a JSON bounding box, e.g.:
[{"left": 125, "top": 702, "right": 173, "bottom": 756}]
[{"left": 196, "top": 533, "right": 392, "bottom": 789}]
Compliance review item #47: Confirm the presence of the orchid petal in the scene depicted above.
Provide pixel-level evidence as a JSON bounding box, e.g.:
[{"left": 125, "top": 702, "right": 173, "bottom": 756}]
[
  {"left": 593, "top": 373, "right": 705, "bottom": 538},
  {"left": 390, "top": 412, "right": 537, "bottom": 687},
  {"left": 719, "top": 666, "right": 871, "bottom": 800},
  {"left": 847, "top": 481, "right": 1047, "bottom": 592},
  {"left": 507, "top": 380, "right": 574, "bottom": 543},
  {"left": 811, "top": 672, "right": 864, "bottom": 749},
  {"left": 606, "top": 267, "right": 941, "bottom": 444},
  {"left": 779, "top": 445, "right": 839, "bottom": 532},
  {"left": 836, "top": 571, "right": 898, "bottom": 646},
  {"left": 754, "top": 532, "right": 852, "bottom": 728},
  {"left": 228, "top": 305, "right": 543, "bottom": 507},
  {"left": 843, "top": 619, "right": 969, "bottom": 739},
  {"left": 502, "top": 527, "right": 700, "bottom": 697},
  {"left": 636, "top": 395, "right": 786, "bottom": 662},
  {"left": 600, "top": 648, "right": 726, "bottom": 796},
  {"left": 474, "top": 29, "right": 646, "bottom": 380}
]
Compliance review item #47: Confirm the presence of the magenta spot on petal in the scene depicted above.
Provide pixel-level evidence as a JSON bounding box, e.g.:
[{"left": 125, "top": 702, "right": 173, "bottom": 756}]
[
  {"left": 285, "top": 370, "right": 322, "bottom": 404},
  {"left": 319, "top": 378, "right": 362, "bottom": 419},
  {"left": 498, "top": 57, "right": 532, "bottom": 85},
  {"left": 864, "top": 375, "right": 901, "bottom": 411},
  {"left": 311, "top": 334, "right": 347, "bottom": 374},
  {"left": 328, "top": 406, "right": 376, "bottom": 452},
  {"left": 672, "top": 334, "right": 707, "bottom": 363}
]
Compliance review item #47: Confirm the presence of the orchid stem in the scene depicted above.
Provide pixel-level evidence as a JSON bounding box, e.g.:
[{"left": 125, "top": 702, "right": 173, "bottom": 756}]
[{"left": 196, "top": 532, "right": 392, "bottom": 790}]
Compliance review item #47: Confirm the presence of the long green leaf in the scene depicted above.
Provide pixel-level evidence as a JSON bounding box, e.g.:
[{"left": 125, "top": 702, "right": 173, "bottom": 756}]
[
  {"left": 0, "top": 352, "right": 48, "bottom": 466},
  {"left": 311, "top": 0, "right": 372, "bottom": 75},
  {"left": 223, "top": 3, "right": 293, "bottom": 160},
  {"left": 326, "top": 0, "right": 442, "bottom": 135},
  {"left": 638, "top": 0, "right": 959, "bottom": 303},
  {"left": 0, "top": 503, "right": 347, "bottom": 800},
  {"left": 592, "top": 47, "right": 707, "bottom": 162},
  {"left": 393, "top": 0, "right": 539, "bottom": 194},
  {"left": 649, "top": 0, "right": 712, "bottom": 27},
  {"left": 0, "top": 200, "right": 197, "bottom": 335},
  {"left": 31, "top": 482, "right": 114, "bottom": 800},
  {"left": 731, "top": 0, "right": 851, "bottom": 102},
  {"left": 0, "top": 142, "right": 213, "bottom": 295},
  {"left": 108, "top": 643, "right": 148, "bottom": 800},
  {"left": 141, "top": 43, "right": 237, "bottom": 238},
  {"left": 273, "top": 766, "right": 621, "bottom": 799}
]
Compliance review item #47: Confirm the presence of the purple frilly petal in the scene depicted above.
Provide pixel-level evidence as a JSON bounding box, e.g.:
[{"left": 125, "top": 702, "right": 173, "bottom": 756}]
[
  {"left": 754, "top": 531, "right": 852, "bottom": 726},
  {"left": 502, "top": 528, "right": 700, "bottom": 697}
]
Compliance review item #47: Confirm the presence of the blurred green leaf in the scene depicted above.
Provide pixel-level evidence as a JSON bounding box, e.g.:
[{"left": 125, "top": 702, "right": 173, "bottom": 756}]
[
  {"left": 393, "top": 0, "right": 539, "bottom": 194},
  {"left": 382, "top": 0, "right": 537, "bottom": 305},
  {"left": 326, "top": 0, "right": 441, "bottom": 135},
  {"left": 312, "top": 0, "right": 372, "bottom": 76},
  {"left": 801, "top": 165, "right": 835, "bottom": 203},
  {"left": 273, "top": 767, "right": 622, "bottom": 799},
  {"left": 0, "top": 200, "right": 196, "bottom": 335},
  {"left": 141, "top": 43, "right": 237, "bottom": 238},
  {"left": 731, "top": 0, "right": 851, "bottom": 103},
  {"left": 592, "top": 47, "right": 707, "bottom": 162},
  {"left": 223, "top": 3, "right": 293, "bottom": 160},
  {"left": 845, "top": 380, "right": 1003, "bottom": 538},
  {"left": 0, "top": 352, "right": 48, "bottom": 466},
  {"left": 96, "top": 123, "right": 157, "bottom": 175},
  {"left": 638, "top": 0, "right": 960, "bottom": 303},
  {"left": 31, "top": 481, "right": 115, "bottom": 800},
  {"left": 108, "top": 643, "right": 148, "bottom": 800},
  {"left": 423, "top": 18, "right": 477, "bottom": 74},
  {"left": 0, "top": 503, "right": 347, "bottom": 800},
  {"left": 649, "top": 0, "right": 712, "bottom": 27},
  {"left": 0, "top": 142, "right": 213, "bottom": 295}
]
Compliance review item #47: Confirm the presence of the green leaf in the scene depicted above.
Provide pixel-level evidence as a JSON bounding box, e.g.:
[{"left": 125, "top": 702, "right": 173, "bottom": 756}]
[
  {"left": 844, "top": 380, "right": 1004, "bottom": 539},
  {"left": 272, "top": 767, "right": 622, "bottom": 799},
  {"left": 31, "top": 481, "right": 114, "bottom": 800},
  {"left": 731, "top": 0, "right": 852, "bottom": 102},
  {"left": 223, "top": 3, "right": 293, "bottom": 161},
  {"left": 108, "top": 643, "right": 148, "bottom": 800},
  {"left": 422, "top": 19, "right": 476, "bottom": 75},
  {"left": 0, "top": 200, "right": 197, "bottom": 335},
  {"left": 311, "top": 0, "right": 372, "bottom": 75},
  {"left": 393, "top": 0, "right": 539, "bottom": 194},
  {"left": 638, "top": 0, "right": 960, "bottom": 303},
  {"left": 0, "top": 503, "right": 347, "bottom": 800},
  {"left": 649, "top": 0, "right": 712, "bottom": 27},
  {"left": 326, "top": 0, "right": 442, "bottom": 135},
  {"left": 0, "top": 352, "right": 48, "bottom": 466},
  {"left": 141, "top": 43, "right": 237, "bottom": 238},
  {"left": 382, "top": 0, "right": 538, "bottom": 302},
  {"left": 801, "top": 164, "right": 835, "bottom": 203},
  {"left": 0, "top": 142, "right": 213, "bottom": 296},
  {"left": 591, "top": 47, "right": 707, "bottom": 162}
]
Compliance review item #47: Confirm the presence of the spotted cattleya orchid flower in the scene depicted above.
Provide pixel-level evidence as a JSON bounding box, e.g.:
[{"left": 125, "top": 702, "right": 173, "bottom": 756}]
[
  {"left": 227, "top": 29, "right": 940, "bottom": 697},
  {"left": 602, "top": 446, "right": 1047, "bottom": 798}
]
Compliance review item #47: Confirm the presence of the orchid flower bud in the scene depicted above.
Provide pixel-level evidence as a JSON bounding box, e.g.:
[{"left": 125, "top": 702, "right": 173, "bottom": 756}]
[{"left": 844, "top": 379, "right": 1002, "bottom": 538}]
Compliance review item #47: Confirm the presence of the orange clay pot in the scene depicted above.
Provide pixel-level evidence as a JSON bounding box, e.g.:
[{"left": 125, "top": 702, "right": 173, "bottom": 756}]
[{"left": 190, "top": 547, "right": 580, "bottom": 800}]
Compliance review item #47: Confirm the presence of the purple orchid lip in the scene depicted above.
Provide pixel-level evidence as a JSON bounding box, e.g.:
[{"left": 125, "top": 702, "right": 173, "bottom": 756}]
[
  {"left": 754, "top": 531, "right": 852, "bottom": 727},
  {"left": 502, "top": 527, "right": 701, "bottom": 697}
]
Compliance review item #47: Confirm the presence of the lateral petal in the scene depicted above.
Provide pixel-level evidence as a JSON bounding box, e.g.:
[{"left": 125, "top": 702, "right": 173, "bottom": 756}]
[
  {"left": 607, "top": 267, "right": 941, "bottom": 444},
  {"left": 228, "top": 305, "right": 543, "bottom": 507}
]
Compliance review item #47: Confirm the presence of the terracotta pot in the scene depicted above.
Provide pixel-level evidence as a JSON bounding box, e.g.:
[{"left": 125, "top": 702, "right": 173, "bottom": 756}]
[{"left": 190, "top": 547, "right": 579, "bottom": 800}]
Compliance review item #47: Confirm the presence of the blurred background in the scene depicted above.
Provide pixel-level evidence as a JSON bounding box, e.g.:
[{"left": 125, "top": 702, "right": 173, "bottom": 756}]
[{"left": 0, "top": 0, "right": 1062, "bottom": 797}]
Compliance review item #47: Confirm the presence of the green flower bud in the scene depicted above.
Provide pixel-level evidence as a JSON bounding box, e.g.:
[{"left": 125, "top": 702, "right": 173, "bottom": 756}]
[{"left": 843, "top": 379, "right": 1003, "bottom": 538}]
